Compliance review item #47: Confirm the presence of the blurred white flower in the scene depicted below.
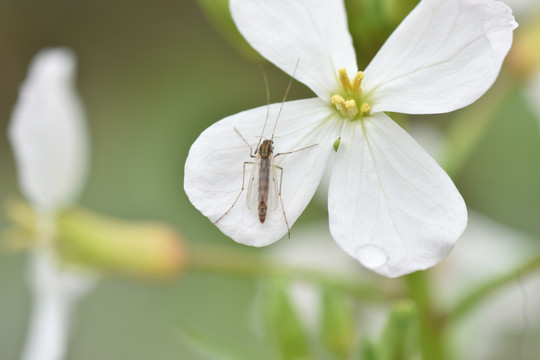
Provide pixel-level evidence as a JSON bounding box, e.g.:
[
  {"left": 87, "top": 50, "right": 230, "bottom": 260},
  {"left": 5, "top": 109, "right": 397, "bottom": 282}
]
[
  {"left": 438, "top": 213, "right": 540, "bottom": 360},
  {"left": 9, "top": 48, "right": 88, "bottom": 213},
  {"left": 8, "top": 48, "right": 96, "bottom": 360},
  {"left": 185, "top": 0, "right": 517, "bottom": 277},
  {"left": 21, "top": 250, "right": 95, "bottom": 360},
  {"left": 266, "top": 212, "right": 540, "bottom": 360}
]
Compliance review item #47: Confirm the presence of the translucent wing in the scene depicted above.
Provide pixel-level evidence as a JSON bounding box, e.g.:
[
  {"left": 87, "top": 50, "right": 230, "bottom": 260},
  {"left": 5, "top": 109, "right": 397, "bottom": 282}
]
[
  {"left": 267, "top": 156, "right": 279, "bottom": 211},
  {"left": 246, "top": 155, "right": 260, "bottom": 211}
]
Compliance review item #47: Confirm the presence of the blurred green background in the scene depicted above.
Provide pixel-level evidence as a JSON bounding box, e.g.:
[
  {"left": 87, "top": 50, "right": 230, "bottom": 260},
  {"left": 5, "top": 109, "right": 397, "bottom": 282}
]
[
  {"left": 0, "top": 0, "right": 539, "bottom": 359},
  {"left": 0, "top": 1, "right": 282, "bottom": 358}
]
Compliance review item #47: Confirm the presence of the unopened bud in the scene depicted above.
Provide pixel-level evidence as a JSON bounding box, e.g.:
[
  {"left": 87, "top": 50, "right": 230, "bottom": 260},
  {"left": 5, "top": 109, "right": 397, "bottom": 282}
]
[
  {"left": 508, "top": 12, "right": 540, "bottom": 78},
  {"left": 56, "top": 208, "right": 186, "bottom": 279}
]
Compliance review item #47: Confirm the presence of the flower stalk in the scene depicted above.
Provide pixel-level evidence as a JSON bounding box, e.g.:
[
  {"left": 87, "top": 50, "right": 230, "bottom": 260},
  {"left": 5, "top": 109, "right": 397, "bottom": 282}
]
[
  {"left": 450, "top": 253, "right": 540, "bottom": 322},
  {"left": 405, "top": 271, "right": 448, "bottom": 360},
  {"left": 187, "top": 242, "right": 396, "bottom": 302}
]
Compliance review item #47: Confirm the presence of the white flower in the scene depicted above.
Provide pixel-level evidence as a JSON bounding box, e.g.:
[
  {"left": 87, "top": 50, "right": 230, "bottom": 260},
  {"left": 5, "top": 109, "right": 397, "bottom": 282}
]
[
  {"left": 184, "top": 0, "right": 517, "bottom": 277},
  {"left": 436, "top": 212, "right": 540, "bottom": 360},
  {"left": 9, "top": 48, "right": 95, "bottom": 360},
  {"left": 9, "top": 48, "right": 89, "bottom": 213}
]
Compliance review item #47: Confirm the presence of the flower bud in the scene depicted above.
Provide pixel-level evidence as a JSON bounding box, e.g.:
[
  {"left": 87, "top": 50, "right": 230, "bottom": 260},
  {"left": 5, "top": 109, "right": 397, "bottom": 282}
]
[
  {"left": 508, "top": 12, "right": 540, "bottom": 78},
  {"left": 56, "top": 208, "right": 186, "bottom": 279}
]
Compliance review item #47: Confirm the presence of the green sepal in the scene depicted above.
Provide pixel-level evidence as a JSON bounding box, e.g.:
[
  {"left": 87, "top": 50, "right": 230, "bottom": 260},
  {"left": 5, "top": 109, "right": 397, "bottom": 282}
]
[
  {"left": 320, "top": 287, "right": 355, "bottom": 360},
  {"left": 378, "top": 300, "right": 420, "bottom": 360},
  {"left": 358, "top": 340, "right": 380, "bottom": 360}
]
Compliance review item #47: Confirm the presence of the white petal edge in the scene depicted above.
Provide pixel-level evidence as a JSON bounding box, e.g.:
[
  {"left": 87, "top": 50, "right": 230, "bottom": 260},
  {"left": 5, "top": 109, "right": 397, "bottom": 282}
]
[
  {"left": 184, "top": 98, "right": 341, "bottom": 246},
  {"left": 230, "top": 0, "right": 357, "bottom": 100},
  {"left": 363, "top": 0, "right": 517, "bottom": 114},
  {"left": 8, "top": 48, "right": 89, "bottom": 211},
  {"left": 328, "top": 113, "right": 467, "bottom": 277}
]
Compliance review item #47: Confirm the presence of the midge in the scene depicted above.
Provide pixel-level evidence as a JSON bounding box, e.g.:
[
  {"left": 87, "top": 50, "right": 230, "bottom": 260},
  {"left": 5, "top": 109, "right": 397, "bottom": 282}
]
[{"left": 214, "top": 61, "right": 317, "bottom": 237}]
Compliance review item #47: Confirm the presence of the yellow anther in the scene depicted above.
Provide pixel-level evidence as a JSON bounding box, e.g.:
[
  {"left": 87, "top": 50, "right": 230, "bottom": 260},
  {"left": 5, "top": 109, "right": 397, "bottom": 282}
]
[
  {"left": 352, "top": 72, "right": 365, "bottom": 97},
  {"left": 338, "top": 69, "right": 365, "bottom": 97},
  {"left": 338, "top": 68, "right": 352, "bottom": 92},
  {"left": 344, "top": 99, "right": 358, "bottom": 117},
  {"left": 333, "top": 69, "right": 370, "bottom": 119},
  {"left": 331, "top": 94, "right": 346, "bottom": 106},
  {"left": 331, "top": 95, "right": 358, "bottom": 117},
  {"left": 360, "top": 102, "right": 371, "bottom": 116}
]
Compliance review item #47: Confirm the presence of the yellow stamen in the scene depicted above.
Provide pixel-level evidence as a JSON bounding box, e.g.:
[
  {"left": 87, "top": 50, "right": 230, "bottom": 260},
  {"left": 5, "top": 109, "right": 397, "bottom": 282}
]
[
  {"left": 338, "top": 68, "right": 352, "bottom": 92},
  {"left": 360, "top": 102, "right": 371, "bottom": 116},
  {"left": 333, "top": 69, "right": 370, "bottom": 119},
  {"left": 331, "top": 94, "right": 358, "bottom": 117},
  {"left": 351, "top": 71, "right": 365, "bottom": 97},
  {"left": 331, "top": 94, "right": 345, "bottom": 105}
]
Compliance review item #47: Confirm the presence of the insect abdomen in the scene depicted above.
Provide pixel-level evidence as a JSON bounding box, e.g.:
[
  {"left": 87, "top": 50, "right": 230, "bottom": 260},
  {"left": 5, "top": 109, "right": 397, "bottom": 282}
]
[
  {"left": 258, "top": 157, "right": 271, "bottom": 223},
  {"left": 258, "top": 201, "right": 267, "bottom": 223}
]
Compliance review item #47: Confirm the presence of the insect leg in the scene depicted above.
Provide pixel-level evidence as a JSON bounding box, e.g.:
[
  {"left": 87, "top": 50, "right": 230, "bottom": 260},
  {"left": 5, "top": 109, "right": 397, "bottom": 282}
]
[
  {"left": 214, "top": 161, "right": 255, "bottom": 224},
  {"left": 274, "top": 165, "right": 291, "bottom": 238},
  {"left": 274, "top": 143, "right": 318, "bottom": 158},
  {"left": 234, "top": 127, "right": 257, "bottom": 158}
]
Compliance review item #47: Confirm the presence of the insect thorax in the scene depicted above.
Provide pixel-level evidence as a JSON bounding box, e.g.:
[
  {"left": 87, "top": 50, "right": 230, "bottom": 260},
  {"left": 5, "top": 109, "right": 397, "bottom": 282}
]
[{"left": 258, "top": 139, "right": 274, "bottom": 158}]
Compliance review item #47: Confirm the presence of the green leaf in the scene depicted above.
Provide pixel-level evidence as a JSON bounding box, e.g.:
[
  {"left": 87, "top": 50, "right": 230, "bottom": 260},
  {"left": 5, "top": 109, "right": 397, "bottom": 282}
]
[
  {"left": 177, "top": 322, "right": 260, "bottom": 360},
  {"left": 320, "top": 288, "right": 355, "bottom": 360},
  {"left": 260, "top": 280, "right": 312, "bottom": 360}
]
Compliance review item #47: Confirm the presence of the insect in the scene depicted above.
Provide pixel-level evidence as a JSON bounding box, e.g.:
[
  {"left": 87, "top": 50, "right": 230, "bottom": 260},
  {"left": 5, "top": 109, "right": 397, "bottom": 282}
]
[{"left": 214, "top": 61, "right": 317, "bottom": 237}]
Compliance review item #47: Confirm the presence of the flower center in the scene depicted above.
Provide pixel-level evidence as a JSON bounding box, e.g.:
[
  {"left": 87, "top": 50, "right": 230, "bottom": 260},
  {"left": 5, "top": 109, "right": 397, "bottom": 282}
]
[{"left": 331, "top": 68, "right": 371, "bottom": 119}]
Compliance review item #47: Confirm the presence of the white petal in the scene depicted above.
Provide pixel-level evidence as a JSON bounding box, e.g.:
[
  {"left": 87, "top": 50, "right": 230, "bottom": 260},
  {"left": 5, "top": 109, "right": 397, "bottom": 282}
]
[
  {"left": 8, "top": 48, "right": 89, "bottom": 211},
  {"left": 364, "top": 0, "right": 517, "bottom": 114},
  {"left": 184, "top": 98, "right": 341, "bottom": 246},
  {"left": 230, "top": 0, "right": 357, "bottom": 100},
  {"left": 328, "top": 113, "right": 467, "bottom": 277}
]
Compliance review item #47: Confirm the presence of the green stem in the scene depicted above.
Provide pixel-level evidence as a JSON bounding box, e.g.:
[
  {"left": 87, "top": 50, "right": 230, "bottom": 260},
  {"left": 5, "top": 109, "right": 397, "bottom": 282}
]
[
  {"left": 450, "top": 253, "right": 540, "bottom": 322},
  {"left": 186, "top": 243, "right": 399, "bottom": 302},
  {"left": 405, "top": 271, "right": 448, "bottom": 360}
]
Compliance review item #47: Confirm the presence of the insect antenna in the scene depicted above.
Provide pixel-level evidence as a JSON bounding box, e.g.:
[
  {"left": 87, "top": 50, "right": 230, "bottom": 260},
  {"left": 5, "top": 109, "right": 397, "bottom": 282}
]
[
  {"left": 270, "top": 59, "right": 300, "bottom": 141},
  {"left": 254, "top": 65, "right": 272, "bottom": 154}
]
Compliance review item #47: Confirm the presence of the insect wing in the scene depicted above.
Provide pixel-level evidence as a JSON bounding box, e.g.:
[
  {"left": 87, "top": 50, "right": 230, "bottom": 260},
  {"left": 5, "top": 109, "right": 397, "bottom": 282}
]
[
  {"left": 246, "top": 155, "right": 260, "bottom": 211},
  {"left": 266, "top": 157, "right": 279, "bottom": 211}
]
